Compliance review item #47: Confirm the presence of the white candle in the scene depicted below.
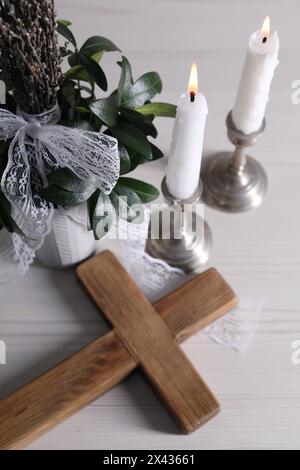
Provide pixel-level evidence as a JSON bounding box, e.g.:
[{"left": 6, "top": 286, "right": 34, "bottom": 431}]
[
  {"left": 166, "top": 63, "right": 208, "bottom": 200},
  {"left": 232, "top": 16, "right": 279, "bottom": 135}
]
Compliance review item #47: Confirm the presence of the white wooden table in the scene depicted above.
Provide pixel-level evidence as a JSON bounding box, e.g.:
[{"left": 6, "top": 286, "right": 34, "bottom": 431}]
[{"left": 1, "top": 0, "right": 300, "bottom": 450}]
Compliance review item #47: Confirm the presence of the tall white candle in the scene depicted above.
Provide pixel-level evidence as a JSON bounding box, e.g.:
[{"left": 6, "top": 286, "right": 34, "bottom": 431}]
[
  {"left": 232, "top": 16, "right": 279, "bottom": 135},
  {"left": 166, "top": 63, "right": 208, "bottom": 200}
]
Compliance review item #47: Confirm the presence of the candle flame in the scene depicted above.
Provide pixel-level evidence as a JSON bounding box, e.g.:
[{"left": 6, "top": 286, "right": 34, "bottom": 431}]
[
  {"left": 188, "top": 62, "right": 198, "bottom": 95},
  {"left": 261, "top": 16, "right": 270, "bottom": 37}
]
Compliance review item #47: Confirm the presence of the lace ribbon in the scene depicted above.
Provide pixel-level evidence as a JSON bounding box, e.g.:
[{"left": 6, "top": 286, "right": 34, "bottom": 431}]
[{"left": 0, "top": 104, "right": 119, "bottom": 281}]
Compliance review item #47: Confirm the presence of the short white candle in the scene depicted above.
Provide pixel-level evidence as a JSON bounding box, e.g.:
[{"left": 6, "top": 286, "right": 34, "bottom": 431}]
[
  {"left": 166, "top": 63, "right": 208, "bottom": 200},
  {"left": 232, "top": 16, "right": 279, "bottom": 135}
]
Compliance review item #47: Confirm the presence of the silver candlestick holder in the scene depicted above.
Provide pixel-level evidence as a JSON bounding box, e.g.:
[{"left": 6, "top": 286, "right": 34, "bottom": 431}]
[
  {"left": 201, "top": 111, "right": 267, "bottom": 212},
  {"left": 146, "top": 177, "right": 213, "bottom": 273}
]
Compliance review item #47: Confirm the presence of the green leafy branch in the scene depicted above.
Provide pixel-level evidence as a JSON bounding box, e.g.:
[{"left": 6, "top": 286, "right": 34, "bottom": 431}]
[{"left": 0, "top": 19, "right": 176, "bottom": 240}]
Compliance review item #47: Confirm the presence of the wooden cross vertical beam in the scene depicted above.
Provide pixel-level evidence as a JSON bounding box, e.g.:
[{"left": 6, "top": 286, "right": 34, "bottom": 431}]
[{"left": 77, "top": 251, "right": 226, "bottom": 433}]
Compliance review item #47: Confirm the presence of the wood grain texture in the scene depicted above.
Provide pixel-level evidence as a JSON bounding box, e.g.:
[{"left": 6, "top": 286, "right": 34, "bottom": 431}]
[
  {"left": 78, "top": 251, "right": 226, "bottom": 433},
  {"left": 0, "top": 253, "right": 236, "bottom": 449}
]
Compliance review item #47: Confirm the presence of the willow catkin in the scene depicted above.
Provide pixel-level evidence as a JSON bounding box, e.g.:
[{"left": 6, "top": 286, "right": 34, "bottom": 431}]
[{"left": 0, "top": 0, "right": 63, "bottom": 113}]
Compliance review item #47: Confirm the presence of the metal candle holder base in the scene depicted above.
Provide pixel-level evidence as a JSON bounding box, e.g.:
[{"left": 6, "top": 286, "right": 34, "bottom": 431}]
[
  {"left": 146, "top": 177, "right": 213, "bottom": 273},
  {"left": 201, "top": 112, "right": 268, "bottom": 213}
]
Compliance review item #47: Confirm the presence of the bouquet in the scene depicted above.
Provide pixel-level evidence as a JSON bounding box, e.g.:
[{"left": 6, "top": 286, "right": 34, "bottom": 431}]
[{"left": 0, "top": 0, "right": 176, "bottom": 278}]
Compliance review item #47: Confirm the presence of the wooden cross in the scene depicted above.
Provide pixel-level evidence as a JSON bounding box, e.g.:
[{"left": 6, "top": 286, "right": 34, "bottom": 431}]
[{"left": 0, "top": 251, "right": 237, "bottom": 449}]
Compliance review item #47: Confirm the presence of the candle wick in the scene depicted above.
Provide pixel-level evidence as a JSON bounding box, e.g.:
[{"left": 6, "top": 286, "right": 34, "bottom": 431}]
[
  {"left": 190, "top": 91, "right": 196, "bottom": 103},
  {"left": 262, "top": 36, "right": 267, "bottom": 44}
]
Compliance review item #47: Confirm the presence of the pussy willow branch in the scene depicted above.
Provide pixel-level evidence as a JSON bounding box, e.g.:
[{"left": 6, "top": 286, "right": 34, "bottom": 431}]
[{"left": 0, "top": 0, "right": 63, "bottom": 113}]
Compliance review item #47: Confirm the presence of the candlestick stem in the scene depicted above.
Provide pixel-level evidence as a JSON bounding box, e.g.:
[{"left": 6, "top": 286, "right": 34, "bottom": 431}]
[
  {"left": 146, "top": 178, "right": 213, "bottom": 273},
  {"left": 201, "top": 111, "right": 267, "bottom": 212},
  {"left": 230, "top": 146, "right": 247, "bottom": 173}
]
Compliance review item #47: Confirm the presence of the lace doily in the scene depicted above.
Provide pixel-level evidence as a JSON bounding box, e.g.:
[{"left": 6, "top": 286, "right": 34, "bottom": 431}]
[{"left": 0, "top": 230, "right": 35, "bottom": 282}]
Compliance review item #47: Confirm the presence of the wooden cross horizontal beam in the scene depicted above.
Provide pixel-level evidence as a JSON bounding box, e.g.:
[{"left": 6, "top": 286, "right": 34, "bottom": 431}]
[{"left": 0, "top": 251, "right": 237, "bottom": 449}]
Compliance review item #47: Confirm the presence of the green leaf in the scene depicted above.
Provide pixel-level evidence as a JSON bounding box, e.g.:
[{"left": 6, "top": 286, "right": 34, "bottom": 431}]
[
  {"left": 135, "top": 102, "right": 177, "bottom": 118},
  {"left": 57, "top": 21, "right": 77, "bottom": 48},
  {"left": 41, "top": 184, "right": 96, "bottom": 206},
  {"left": 118, "top": 144, "right": 131, "bottom": 175},
  {"left": 65, "top": 65, "right": 91, "bottom": 83},
  {"left": 118, "top": 177, "right": 160, "bottom": 203},
  {"left": 80, "top": 36, "right": 120, "bottom": 56},
  {"left": 68, "top": 53, "right": 78, "bottom": 67},
  {"left": 110, "top": 122, "right": 152, "bottom": 160},
  {"left": 0, "top": 192, "right": 23, "bottom": 234},
  {"left": 57, "top": 19, "right": 72, "bottom": 27},
  {"left": 150, "top": 143, "right": 164, "bottom": 161},
  {"left": 119, "top": 108, "right": 157, "bottom": 138},
  {"left": 78, "top": 53, "right": 107, "bottom": 91},
  {"left": 68, "top": 50, "right": 103, "bottom": 68},
  {"left": 121, "top": 72, "right": 162, "bottom": 108},
  {"left": 89, "top": 95, "right": 119, "bottom": 127},
  {"left": 118, "top": 56, "right": 134, "bottom": 100},
  {"left": 89, "top": 190, "right": 114, "bottom": 240},
  {"left": 91, "top": 51, "right": 104, "bottom": 63},
  {"left": 47, "top": 169, "right": 97, "bottom": 194},
  {"left": 0, "top": 142, "right": 9, "bottom": 176},
  {"left": 75, "top": 106, "right": 90, "bottom": 114},
  {"left": 87, "top": 189, "right": 98, "bottom": 231},
  {"left": 128, "top": 154, "right": 142, "bottom": 172},
  {"left": 121, "top": 147, "right": 142, "bottom": 173},
  {"left": 136, "top": 143, "right": 164, "bottom": 166},
  {"left": 110, "top": 184, "right": 143, "bottom": 223},
  {"left": 62, "top": 81, "right": 77, "bottom": 107},
  {"left": 0, "top": 192, "right": 13, "bottom": 232}
]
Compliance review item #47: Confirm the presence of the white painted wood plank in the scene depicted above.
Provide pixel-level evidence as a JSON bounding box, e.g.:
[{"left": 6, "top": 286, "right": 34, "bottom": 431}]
[{"left": 0, "top": 0, "right": 300, "bottom": 450}]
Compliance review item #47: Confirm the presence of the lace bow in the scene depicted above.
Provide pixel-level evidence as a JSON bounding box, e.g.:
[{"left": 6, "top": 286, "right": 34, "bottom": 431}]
[
  {"left": 0, "top": 104, "right": 119, "bottom": 281},
  {"left": 0, "top": 104, "right": 119, "bottom": 240}
]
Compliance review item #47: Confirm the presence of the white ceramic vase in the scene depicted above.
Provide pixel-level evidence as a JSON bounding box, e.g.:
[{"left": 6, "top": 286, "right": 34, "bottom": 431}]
[{"left": 36, "top": 203, "right": 96, "bottom": 269}]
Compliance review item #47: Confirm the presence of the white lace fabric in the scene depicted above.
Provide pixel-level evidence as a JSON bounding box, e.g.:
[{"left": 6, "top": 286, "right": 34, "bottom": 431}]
[
  {"left": 0, "top": 230, "right": 35, "bottom": 282},
  {"left": 0, "top": 104, "right": 119, "bottom": 281}
]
